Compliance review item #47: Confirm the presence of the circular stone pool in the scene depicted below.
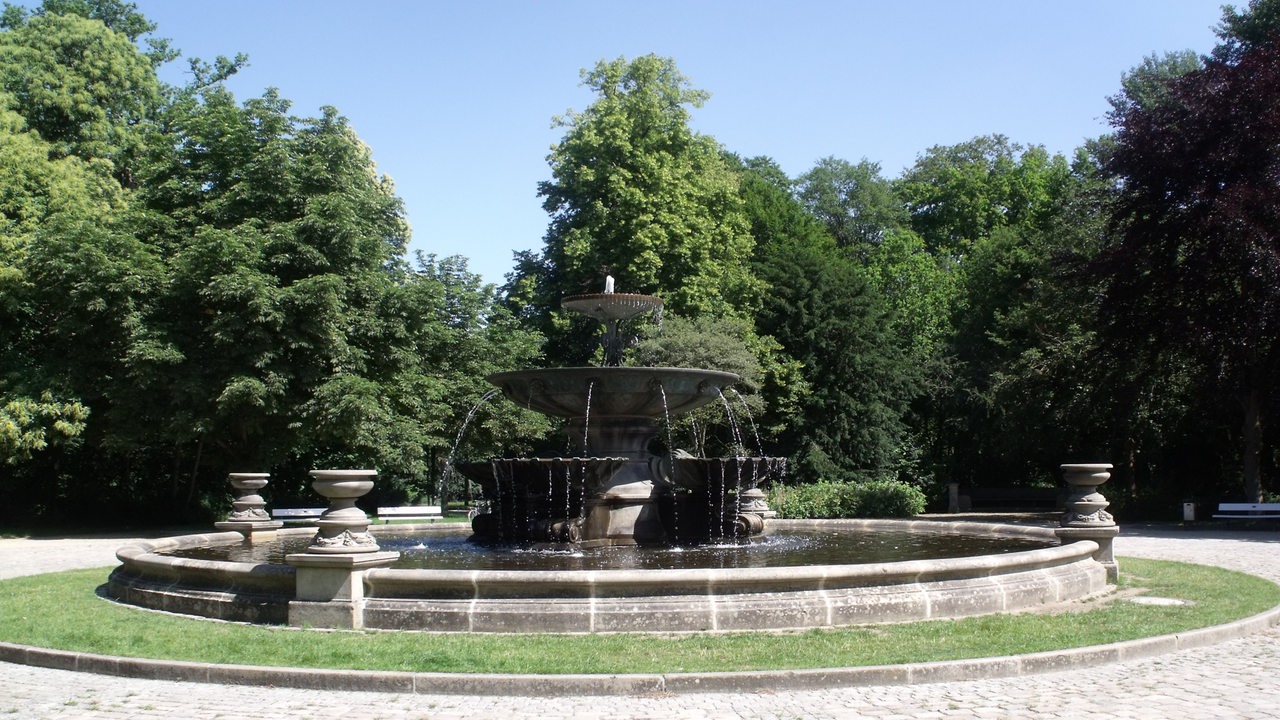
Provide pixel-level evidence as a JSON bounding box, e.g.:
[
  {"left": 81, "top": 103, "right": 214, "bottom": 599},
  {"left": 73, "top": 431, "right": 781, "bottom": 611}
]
[
  {"left": 108, "top": 519, "right": 1110, "bottom": 633},
  {"left": 162, "top": 525, "right": 1053, "bottom": 570}
]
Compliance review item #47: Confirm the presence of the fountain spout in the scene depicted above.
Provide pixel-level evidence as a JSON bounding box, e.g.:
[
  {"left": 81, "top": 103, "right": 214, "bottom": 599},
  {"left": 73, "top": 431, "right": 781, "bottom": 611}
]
[{"left": 604, "top": 275, "right": 615, "bottom": 294}]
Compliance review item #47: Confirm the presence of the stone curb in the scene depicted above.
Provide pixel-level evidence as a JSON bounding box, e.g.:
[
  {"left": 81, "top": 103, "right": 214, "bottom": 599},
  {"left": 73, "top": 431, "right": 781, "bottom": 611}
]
[{"left": 2, "top": 602, "right": 1277, "bottom": 696}]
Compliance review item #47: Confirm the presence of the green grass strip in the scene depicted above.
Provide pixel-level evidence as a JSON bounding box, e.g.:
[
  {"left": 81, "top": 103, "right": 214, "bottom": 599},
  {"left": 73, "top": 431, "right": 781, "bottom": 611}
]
[{"left": 0, "top": 558, "right": 1276, "bottom": 674}]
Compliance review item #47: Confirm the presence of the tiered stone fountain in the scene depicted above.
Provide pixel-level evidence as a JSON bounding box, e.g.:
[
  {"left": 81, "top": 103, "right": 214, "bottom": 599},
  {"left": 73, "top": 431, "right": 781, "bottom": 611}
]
[
  {"left": 108, "top": 282, "right": 1117, "bottom": 633},
  {"left": 463, "top": 281, "right": 784, "bottom": 548}
]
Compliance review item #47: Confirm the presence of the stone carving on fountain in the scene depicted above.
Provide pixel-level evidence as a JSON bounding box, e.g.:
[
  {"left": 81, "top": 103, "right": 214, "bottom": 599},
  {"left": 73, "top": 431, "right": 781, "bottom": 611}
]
[{"left": 463, "top": 279, "right": 785, "bottom": 547}]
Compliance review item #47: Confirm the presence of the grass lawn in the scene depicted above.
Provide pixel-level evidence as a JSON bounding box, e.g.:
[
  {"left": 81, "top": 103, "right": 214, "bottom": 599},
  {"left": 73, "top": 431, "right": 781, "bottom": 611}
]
[{"left": 0, "top": 557, "right": 1276, "bottom": 674}]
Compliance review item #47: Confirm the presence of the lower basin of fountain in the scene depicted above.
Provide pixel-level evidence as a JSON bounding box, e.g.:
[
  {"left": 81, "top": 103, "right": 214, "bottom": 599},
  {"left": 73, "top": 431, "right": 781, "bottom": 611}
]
[{"left": 108, "top": 519, "right": 1110, "bottom": 633}]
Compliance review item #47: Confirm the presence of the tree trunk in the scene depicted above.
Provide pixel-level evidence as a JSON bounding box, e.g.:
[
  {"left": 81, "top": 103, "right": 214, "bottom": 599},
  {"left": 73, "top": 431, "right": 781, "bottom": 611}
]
[
  {"left": 1124, "top": 435, "right": 1139, "bottom": 500},
  {"left": 1242, "top": 389, "right": 1263, "bottom": 502},
  {"left": 185, "top": 437, "right": 204, "bottom": 509}
]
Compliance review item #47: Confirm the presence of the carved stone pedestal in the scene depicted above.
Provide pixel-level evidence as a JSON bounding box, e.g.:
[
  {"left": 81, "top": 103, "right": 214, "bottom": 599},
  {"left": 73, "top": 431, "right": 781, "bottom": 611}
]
[
  {"left": 213, "top": 472, "right": 283, "bottom": 543},
  {"left": 306, "top": 469, "right": 382, "bottom": 553},
  {"left": 286, "top": 469, "right": 400, "bottom": 628},
  {"left": 1055, "top": 463, "right": 1119, "bottom": 582}
]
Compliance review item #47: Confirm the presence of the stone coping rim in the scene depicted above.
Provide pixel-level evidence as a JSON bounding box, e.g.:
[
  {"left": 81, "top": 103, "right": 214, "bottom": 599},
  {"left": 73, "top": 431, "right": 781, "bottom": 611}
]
[
  {"left": 113, "top": 520, "right": 1076, "bottom": 587},
  {"left": 2, "top": 595, "right": 1277, "bottom": 695}
]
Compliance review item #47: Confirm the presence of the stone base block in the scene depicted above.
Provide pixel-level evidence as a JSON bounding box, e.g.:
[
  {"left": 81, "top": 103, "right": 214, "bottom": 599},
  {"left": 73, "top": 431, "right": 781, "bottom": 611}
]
[
  {"left": 1056, "top": 525, "right": 1119, "bottom": 582},
  {"left": 285, "top": 550, "right": 399, "bottom": 629},
  {"left": 289, "top": 599, "right": 362, "bottom": 629},
  {"left": 214, "top": 520, "right": 284, "bottom": 543}
]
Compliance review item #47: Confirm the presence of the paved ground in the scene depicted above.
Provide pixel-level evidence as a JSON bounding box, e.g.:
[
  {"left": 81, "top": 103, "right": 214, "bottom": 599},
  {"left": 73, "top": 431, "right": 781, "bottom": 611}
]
[{"left": 2, "top": 524, "right": 1278, "bottom": 719}]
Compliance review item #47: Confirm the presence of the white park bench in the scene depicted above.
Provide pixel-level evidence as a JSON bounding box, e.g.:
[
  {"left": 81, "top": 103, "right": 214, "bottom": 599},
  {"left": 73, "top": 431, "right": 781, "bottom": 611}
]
[
  {"left": 1213, "top": 502, "right": 1280, "bottom": 519},
  {"left": 270, "top": 507, "right": 326, "bottom": 523},
  {"left": 376, "top": 505, "right": 444, "bottom": 523}
]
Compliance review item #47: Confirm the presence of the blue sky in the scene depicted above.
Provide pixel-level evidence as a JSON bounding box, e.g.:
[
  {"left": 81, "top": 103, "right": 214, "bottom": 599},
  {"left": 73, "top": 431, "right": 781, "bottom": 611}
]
[{"left": 130, "top": 1, "right": 1227, "bottom": 286}]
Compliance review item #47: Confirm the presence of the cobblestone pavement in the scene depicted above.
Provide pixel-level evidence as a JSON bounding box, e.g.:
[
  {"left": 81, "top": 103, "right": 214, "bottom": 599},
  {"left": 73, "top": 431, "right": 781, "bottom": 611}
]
[{"left": 2, "top": 525, "right": 1278, "bottom": 719}]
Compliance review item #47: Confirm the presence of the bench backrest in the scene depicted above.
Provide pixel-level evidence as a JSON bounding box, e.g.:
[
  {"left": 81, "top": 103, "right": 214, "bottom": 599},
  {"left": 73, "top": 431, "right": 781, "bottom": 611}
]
[
  {"left": 271, "top": 508, "right": 325, "bottom": 518},
  {"left": 376, "top": 506, "right": 442, "bottom": 516},
  {"left": 1217, "top": 503, "right": 1280, "bottom": 512}
]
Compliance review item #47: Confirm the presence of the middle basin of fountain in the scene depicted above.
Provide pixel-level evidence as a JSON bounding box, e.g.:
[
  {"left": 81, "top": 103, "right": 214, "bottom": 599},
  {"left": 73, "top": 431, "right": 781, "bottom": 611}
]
[
  {"left": 109, "top": 520, "right": 1111, "bottom": 633},
  {"left": 487, "top": 366, "right": 739, "bottom": 421},
  {"left": 478, "top": 366, "right": 744, "bottom": 547}
]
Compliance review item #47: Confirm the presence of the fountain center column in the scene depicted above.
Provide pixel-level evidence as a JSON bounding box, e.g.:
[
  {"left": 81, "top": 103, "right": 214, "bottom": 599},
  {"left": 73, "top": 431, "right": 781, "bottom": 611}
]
[{"left": 567, "top": 415, "right": 667, "bottom": 546}]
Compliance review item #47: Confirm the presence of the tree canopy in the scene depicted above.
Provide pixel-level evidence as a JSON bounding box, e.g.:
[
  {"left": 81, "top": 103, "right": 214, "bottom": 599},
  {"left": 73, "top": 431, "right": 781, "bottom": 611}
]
[
  {"left": 0, "top": 2, "right": 547, "bottom": 523},
  {"left": 525, "top": 55, "right": 759, "bottom": 328},
  {"left": 4, "top": 2, "right": 1279, "bottom": 525},
  {"left": 1101, "top": 36, "right": 1280, "bottom": 502}
]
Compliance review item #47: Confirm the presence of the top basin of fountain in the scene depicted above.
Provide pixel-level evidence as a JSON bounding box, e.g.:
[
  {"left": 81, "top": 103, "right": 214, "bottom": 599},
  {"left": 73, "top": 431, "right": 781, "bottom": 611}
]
[{"left": 560, "top": 292, "right": 663, "bottom": 323}]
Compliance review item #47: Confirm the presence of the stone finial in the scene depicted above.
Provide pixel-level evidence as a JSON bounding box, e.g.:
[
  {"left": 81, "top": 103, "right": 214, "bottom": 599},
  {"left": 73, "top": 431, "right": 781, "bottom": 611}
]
[{"left": 213, "top": 472, "right": 283, "bottom": 541}]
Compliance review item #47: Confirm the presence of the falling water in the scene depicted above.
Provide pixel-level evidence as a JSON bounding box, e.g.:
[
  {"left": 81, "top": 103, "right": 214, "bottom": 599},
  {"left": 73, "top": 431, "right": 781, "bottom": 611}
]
[
  {"left": 491, "top": 459, "right": 509, "bottom": 542},
  {"left": 439, "top": 389, "right": 501, "bottom": 504},
  {"left": 716, "top": 388, "right": 746, "bottom": 457},
  {"left": 565, "top": 459, "right": 580, "bottom": 531},
  {"left": 715, "top": 461, "right": 728, "bottom": 540},
  {"left": 658, "top": 384, "right": 680, "bottom": 542},
  {"left": 726, "top": 388, "right": 765, "bottom": 457},
  {"left": 582, "top": 379, "right": 595, "bottom": 454},
  {"left": 545, "top": 462, "right": 556, "bottom": 531},
  {"left": 733, "top": 460, "right": 746, "bottom": 538},
  {"left": 576, "top": 461, "right": 589, "bottom": 528}
]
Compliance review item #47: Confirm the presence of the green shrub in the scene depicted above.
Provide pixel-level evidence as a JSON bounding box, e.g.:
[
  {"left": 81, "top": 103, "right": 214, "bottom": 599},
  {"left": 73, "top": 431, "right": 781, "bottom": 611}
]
[{"left": 768, "top": 479, "right": 926, "bottom": 519}]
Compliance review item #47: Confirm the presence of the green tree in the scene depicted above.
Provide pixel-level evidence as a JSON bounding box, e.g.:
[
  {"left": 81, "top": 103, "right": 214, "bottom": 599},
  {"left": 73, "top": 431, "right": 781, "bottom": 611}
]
[
  {"left": 523, "top": 54, "right": 759, "bottom": 362},
  {"left": 735, "top": 159, "right": 919, "bottom": 483},
  {"left": 1100, "top": 37, "right": 1280, "bottom": 502},
  {"left": 1106, "top": 51, "right": 1204, "bottom": 121},
  {"left": 0, "top": 92, "right": 137, "bottom": 468},
  {"left": 794, "top": 156, "right": 908, "bottom": 251},
  {"left": 1213, "top": 0, "right": 1280, "bottom": 62},
  {"left": 896, "top": 135, "right": 1073, "bottom": 256},
  {"left": 0, "top": 8, "right": 162, "bottom": 181},
  {"left": 0, "top": 3, "right": 552, "bottom": 523},
  {"left": 754, "top": 232, "right": 917, "bottom": 483}
]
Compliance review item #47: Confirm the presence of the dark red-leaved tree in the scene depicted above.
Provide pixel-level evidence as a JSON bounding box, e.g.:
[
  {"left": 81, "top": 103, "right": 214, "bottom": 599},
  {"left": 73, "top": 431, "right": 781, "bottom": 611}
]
[{"left": 1101, "top": 38, "right": 1280, "bottom": 501}]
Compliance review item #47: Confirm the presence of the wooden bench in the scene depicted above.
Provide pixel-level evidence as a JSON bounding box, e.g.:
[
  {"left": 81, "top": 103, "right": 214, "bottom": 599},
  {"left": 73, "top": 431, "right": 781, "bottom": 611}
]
[
  {"left": 376, "top": 505, "right": 443, "bottom": 523},
  {"left": 270, "top": 507, "right": 326, "bottom": 523},
  {"left": 1213, "top": 502, "right": 1280, "bottom": 519}
]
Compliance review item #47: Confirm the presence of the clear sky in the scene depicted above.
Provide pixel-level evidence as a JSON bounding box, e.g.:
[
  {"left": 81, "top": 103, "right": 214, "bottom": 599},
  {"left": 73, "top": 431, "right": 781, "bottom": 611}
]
[{"left": 128, "top": 0, "right": 1227, "bottom": 286}]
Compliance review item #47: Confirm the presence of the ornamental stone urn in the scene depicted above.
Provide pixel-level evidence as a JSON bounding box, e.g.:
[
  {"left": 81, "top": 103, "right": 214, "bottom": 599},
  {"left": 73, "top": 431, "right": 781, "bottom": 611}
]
[
  {"left": 1055, "top": 463, "right": 1119, "bottom": 581},
  {"left": 305, "top": 469, "right": 381, "bottom": 553},
  {"left": 213, "top": 472, "right": 282, "bottom": 542}
]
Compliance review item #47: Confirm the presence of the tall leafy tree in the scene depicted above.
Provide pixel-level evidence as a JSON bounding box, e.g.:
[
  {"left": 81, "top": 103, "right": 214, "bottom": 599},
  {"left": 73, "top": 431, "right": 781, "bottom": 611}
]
[
  {"left": 0, "top": 102, "right": 117, "bottom": 468},
  {"left": 0, "top": 4, "right": 549, "bottom": 522},
  {"left": 1106, "top": 51, "right": 1204, "bottom": 121},
  {"left": 1213, "top": 0, "right": 1280, "bottom": 62},
  {"left": 522, "top": 54, "right": 759, "bottom": 362},
  {"left": 794, "top": 156, "right": 908, "bottom": 252},
  {"left": 754, "top": 232, "right": 917, "bottom": 483},
  {"left": 896, "top": 135, "right": 1073, "bottom": 256},
  {"left": 736, "top": 158, "right": 918, "bottom": 483},
  {"left": 1100, "top": 37, "right": 1280, "bottom": 502},
  {"left": 0, "top": 7, "right": 163, "bottom": 182}
]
